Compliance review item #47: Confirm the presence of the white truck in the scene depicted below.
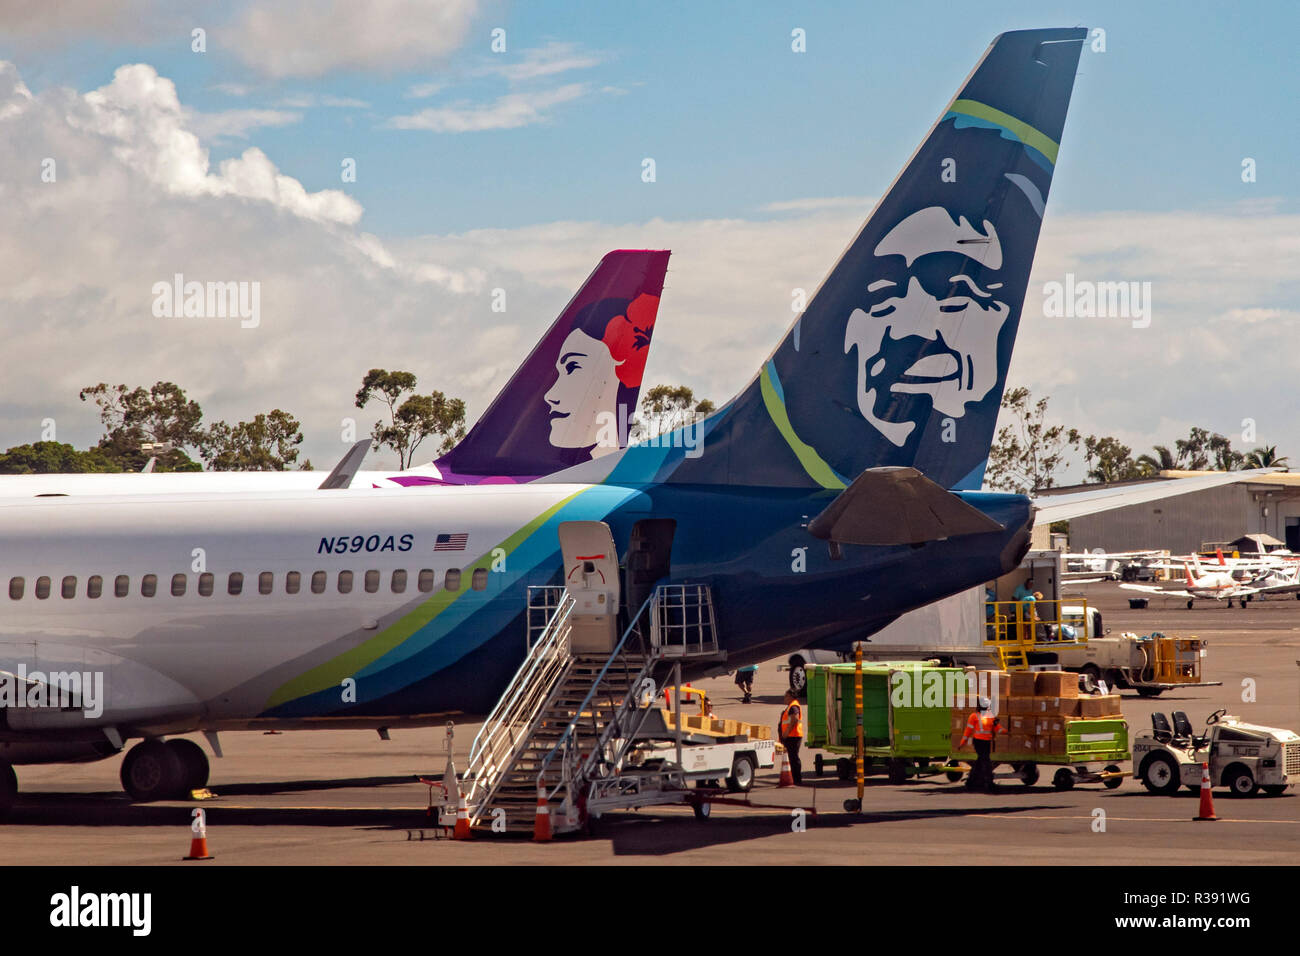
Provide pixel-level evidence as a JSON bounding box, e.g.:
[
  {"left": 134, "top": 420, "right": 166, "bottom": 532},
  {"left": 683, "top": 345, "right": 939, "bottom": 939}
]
[{"left": 1133, "top": 709, "right": 1300, "bottom": 797}]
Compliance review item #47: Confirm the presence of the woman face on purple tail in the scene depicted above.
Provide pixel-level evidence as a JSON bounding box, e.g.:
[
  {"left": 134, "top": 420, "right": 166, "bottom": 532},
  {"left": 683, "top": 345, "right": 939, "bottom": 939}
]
[{"left": 544, "top": 328, "right": 622, "bottom": 452}]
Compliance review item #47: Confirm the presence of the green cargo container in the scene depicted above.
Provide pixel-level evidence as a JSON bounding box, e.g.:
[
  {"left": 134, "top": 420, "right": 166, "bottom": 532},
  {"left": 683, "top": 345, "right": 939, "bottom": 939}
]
[{"left": 806, "top": 662, "right": 965, "bottom": 760}]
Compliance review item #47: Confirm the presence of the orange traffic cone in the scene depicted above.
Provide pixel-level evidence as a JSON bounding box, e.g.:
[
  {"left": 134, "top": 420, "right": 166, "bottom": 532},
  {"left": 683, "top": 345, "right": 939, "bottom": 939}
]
[
  {"left": 532, "top": 784, "right": 552, "bottom": 842},
  {"left": 1193, "top": 762, "right": 1218, "bottom": 821},
  {"left": 776, "top": 749, "right": 794, "bottom": 788},
  {"left": 183, "top": 812, "right": 214, "bottom": 860},
  {"left": 453, "top": 793, "right": 472, "bottom": 840}
]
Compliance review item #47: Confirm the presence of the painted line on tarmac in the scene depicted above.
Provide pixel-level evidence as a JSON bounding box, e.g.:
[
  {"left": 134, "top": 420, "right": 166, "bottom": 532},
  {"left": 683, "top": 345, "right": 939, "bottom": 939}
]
[{"left": 973, "top": 813, "right": 1299, "bottom": 825}]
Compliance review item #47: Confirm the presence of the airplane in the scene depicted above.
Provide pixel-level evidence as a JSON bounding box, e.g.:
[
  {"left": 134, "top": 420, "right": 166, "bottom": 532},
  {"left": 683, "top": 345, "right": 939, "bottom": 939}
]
[
  {"left": 0, "top": 248, "right": 670, "bottom": 496},
  {"left": 0, "top": 28, "right": 1263, "bottom": 815},
  {"left": 1121, "top": 548, "right": 1300, "bottom": 607}
]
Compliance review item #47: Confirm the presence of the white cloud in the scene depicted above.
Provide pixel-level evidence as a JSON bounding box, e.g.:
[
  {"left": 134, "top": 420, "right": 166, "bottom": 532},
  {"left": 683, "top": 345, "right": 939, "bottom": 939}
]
[
  {"left": 479, "top": 41, "right": 604, "bottom": 82},
  {"left": 386, "top": 83, "right": 588, "bottom": 132},
  {"left": 762, "top": 196, "right": 875, "bottom": 214},
  {"left": 187, "top": 107, "right": 302, "bottom": 140},
  {"left": 230, "top": 0, "right": 481, "bottom": 78}
]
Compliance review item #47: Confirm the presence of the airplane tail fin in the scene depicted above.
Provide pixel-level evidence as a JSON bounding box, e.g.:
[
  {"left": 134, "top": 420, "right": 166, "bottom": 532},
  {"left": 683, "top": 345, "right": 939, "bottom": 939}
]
[
  {"left": 417, "top": 250, "right": 669, "bottom": 483},
  {"left": 1185, "top": 562, "right": 1196, "bottom": 587},
  {"left": 622, "top": 29, "right": 1085, "bottom": 492}
]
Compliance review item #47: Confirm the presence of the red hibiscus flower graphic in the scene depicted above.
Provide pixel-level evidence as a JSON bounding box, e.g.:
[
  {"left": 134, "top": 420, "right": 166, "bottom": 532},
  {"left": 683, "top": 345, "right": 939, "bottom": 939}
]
[{"left": 601, "top": 293, "right": 660, "bottom": 388}]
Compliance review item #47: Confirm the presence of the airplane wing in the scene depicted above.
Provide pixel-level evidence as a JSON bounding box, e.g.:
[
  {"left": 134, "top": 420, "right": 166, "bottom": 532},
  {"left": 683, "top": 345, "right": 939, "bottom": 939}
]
[
  {"left": 1032, "top": 469, "right": 1281, "bottom": 525},
  {"left": 1118, "top": 583, "right": 1192, "bottom": 598}
]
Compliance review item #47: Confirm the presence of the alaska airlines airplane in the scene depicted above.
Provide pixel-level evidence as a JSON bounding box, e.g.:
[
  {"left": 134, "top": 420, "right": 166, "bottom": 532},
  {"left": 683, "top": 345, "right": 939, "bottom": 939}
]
[
  {"left": 1, "top": 28, "right": 1144, "bottom": 812},
  {"left": 0, "top": 249, "right": 670, "bottom": 496}
]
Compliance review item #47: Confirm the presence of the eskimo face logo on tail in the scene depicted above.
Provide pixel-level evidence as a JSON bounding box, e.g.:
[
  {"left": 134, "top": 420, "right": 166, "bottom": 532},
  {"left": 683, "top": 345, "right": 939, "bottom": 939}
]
[
  {"left": 844, "top": 206, "right": 1011, "bottom": 447},
  {"left": 544, "top": 294, "right": 657, "bottom": 455}
]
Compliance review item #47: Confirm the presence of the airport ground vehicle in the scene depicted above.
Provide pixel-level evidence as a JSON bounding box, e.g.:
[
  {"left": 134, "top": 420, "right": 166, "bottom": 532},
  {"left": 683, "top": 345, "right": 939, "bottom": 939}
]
[
  {"left": 1133, "top": 709, "right": 1300, "bottom": 797},
  {"left": 1053, "top": 618, "right": 1220, "bottom": 698},
  {"left": 803, "top": 662, "right": 1131, "bottom": 791}
]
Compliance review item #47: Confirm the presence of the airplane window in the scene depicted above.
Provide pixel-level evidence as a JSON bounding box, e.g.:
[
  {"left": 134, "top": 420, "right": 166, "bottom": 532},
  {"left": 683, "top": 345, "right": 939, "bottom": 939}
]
[
  {"left": 444, "top": 569, "right": 461, "bottom": 592},
  {"left": 338, "top": 570, "right": 353, "bottom": 594},
  {"left": 198, "top": 572, "right": 214, "bottom": 597},
  {"left": 311, "top": 570, "right": 326, "bottom": 594},
  {"left": 286, "top": 571, "right": 301, "bottom": 594},
  {"left": 228, "top": 572, "right": 243, "bottom": 596},
  {"left": 36, "top": 576, "right": 51, "bottom": 599},
  {"left": 114, "top": 575, "right": 129, "bottom": 598},
  {"left": 87, "top": 575, "right": 102, "bottom": 599},
  {"left": 364, "top": 569, "right": 379, "bottom": 593},
  {"left": 62, "top": 576, "right": 77, "bottom": 599},
  {"left": 417, "top": 569, "right": 434, "bottom": 593},
  {"left": 171, "top": 573, "right": 186, "bottom": 597},
  {"left": 472, "top": 568, "right": 488, "bottom": 591},
  {"left": 8, "top": 577, "right": 23, "bottom": 600},
  {"left": 259, "top": 571, "right": 274, "bottom": 595},
  {"left": 142, "top": 574, "right": 157, "bottom": 598},
  {"left": 391, "top": 569, "right": 407, "bottom": 594}
]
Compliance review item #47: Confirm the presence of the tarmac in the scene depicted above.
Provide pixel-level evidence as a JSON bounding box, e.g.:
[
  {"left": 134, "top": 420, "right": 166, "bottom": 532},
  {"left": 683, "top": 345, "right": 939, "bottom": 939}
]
[{"left": 3, "top": 582, "right": 1298, "bottom": 865}]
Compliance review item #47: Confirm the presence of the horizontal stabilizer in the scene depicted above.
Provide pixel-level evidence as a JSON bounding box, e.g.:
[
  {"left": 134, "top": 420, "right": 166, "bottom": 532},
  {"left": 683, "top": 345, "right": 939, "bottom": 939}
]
[{"left": 808, "top": 466, "right": 1004, "bottom": 546}]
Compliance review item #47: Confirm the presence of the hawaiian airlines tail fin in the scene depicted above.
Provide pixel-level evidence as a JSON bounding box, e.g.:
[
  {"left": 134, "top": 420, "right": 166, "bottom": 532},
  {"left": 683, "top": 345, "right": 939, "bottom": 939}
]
[
  {"left": 616, "top": 29, "right": 1085, "bottom": 492},
  {"left": 402, "top": 250, "right": 669, "bottom": 484}
]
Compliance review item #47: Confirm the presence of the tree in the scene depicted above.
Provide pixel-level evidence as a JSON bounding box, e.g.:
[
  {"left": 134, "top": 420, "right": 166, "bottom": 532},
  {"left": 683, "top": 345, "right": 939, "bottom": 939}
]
[
  {"left": 355, "top": 369, "right": 466, "bottom": 468},
  {"left": 1243, "top": 445, "right": 1289, "bottom": 470},
  {"left": 1171, "top": 426, "right": 1241, "bottom": 471},
  {"left": 984, "top": 387, "right": 1081, "bottom": 495},
  {"left": 631, "top": 384, "right": 715, "bottom": 440},
  {"left": 79, "top": 381, "right": 204, "bottom": 471},
  {"left": 1078, "top": 434, "right": 1144, "bottom": 483},
  {"left": 0, "top": 442, "right": 117, "bottom": 474},
  {"left": 199, "top": 410, "right": 306, "bottom": 471},
  {"left": 1135, "top": 444, "right": 1176, "bottom": 477}
]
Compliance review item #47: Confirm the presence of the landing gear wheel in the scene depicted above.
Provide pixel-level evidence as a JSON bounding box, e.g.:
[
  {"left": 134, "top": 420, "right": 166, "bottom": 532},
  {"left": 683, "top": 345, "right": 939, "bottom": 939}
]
[
  {"left": 1263, "top": 785, "right": 1288, "bottom": 796},
  {"left": 1052, "top": 768, "right": 1075, "bottom": 791},
  {"left": 1103, "top": 765, "right": 1124, "bottom": 790},
  {"left": 843, "top": 798, "right": 861, "bottom": 812},
  {"left": 692, "top": 800, "right": 711, "bottom": 820},
  {"left": 1224, "top": 766, "right": 1258, "bottom": 798},
  {"left": 726, "top": 754, "right": 756, "bottom": 794},
  {"left": 0, "top": 761, "right": 16, "bottom": 818},
  {"left": 836, "top": 758, "right": 854, "bottom": 781},
  {"left": 1187, "top": 599, "right": 1194, "bottom": 610},
  {"left": 945, "top": 760, "right": 964, "bottom": 783},
  {"left": 788, "top": 657, "right": 807, "bottom": 697},
  {"left": 166, "top": 738, "right": 210, "bottom": 793},
  {"left": 1140, "top": 753, "right": 1181, "bottom": 795},
  {"left": 814, "top": 753, "right": 825, "bottom": 777},
  {"left": 1020, "top": 762, "right": 1039, "bottom": 787},
  {"left": 886, "top": 758, "right": 906, "bottom": 786},
  {"left": 120, "top": 739, "right": 184, "bottom": 802}
]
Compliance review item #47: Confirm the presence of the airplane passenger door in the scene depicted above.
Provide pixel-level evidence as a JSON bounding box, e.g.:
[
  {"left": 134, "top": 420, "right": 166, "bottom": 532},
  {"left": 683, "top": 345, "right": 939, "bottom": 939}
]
[{"left": 558, "top": 521, "right": 621, "bottom": 654}]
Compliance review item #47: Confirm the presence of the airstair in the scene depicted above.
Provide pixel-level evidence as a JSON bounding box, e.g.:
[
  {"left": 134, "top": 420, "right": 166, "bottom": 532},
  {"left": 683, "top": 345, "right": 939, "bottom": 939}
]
[{"left": 458, "top": 582, "right": 722, "bottom": 833}]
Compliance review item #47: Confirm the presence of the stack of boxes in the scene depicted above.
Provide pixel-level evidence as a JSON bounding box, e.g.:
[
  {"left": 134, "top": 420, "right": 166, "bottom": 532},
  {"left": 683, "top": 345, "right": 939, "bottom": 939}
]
[{"left": 950, "top": 669, "right": 1123, "bottom": 758}]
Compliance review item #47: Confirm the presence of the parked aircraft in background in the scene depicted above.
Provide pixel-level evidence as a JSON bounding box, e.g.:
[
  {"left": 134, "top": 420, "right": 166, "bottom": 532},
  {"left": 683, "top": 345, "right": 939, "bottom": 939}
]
[{"left": 0, "top": 249, "right": 670, "bottom": 497}]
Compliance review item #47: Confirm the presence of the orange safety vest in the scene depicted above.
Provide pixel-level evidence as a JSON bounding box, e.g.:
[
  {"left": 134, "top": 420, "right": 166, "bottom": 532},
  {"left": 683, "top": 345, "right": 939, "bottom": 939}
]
[
  {"left": 963, "top": 711, "right": 998, "bottom": 742},
  {"left": 780, "top": 701, "right": 803, "bottom": 739}
]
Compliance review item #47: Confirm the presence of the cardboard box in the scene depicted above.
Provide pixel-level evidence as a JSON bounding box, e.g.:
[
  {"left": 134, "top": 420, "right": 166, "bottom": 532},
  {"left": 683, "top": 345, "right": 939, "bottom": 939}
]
[
  {"left": 1009, "top": 671, "right": 1037, "bottom": 696},
  {"left": 1008, "top": 697, "right": 1033, "bottom": 714},
  {"left": 1010, "top": 734, "right": 1037, "bottom": 754},
  {"left": 977, "top": 669, "right": 1010, "bottom": 699},
  {"left": 950, "top": 731, "right": 973, "bottom": 753},
  {"left": 1006, "top": 714, "right": 1034, "bottom": 734},
  {"left": 1034, "top": 671, "right": 1079, "bottom": 698},
  {"left": 1036, "top": 716, "right": 1065, "bottom": 735},
  {"left": 952, "top": 709, "right": 975, "bottom": 733},
  {"left": 1037, "top": 734, "right": 1067, "bottom": 754},
  {"left": 993, "top": 734, "right": 1011, "bottom": 754},
  {"left": 1057, "top": 698, "right": 1081, "bottom": 718},
  {"left": 1033, "top": 696, "right": 1061, "bottom": 714},
  {"left": 1079, "top": 694, "right": 1121, "bottom": 718}
]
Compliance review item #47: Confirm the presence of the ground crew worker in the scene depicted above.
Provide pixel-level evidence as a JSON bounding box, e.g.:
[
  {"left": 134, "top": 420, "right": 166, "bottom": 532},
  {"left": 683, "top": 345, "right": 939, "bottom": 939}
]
[
  {"left": 959, "top": 696, "right": 1001, "bottom": 791},
  {"left": 735, "top": 664, "right": 757, "bottom": 703},
  {"left": 779, "top": 690, "right": 804, "bottom": 784}
]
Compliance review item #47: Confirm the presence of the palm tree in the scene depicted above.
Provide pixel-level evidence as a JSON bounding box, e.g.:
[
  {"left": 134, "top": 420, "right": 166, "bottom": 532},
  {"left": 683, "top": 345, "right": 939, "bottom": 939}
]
[
  {"left": 1136, "top": 444, "right": 1176, "bottom": 477},
  {"left": 1244, "top": 445, "right": 1290, "bottom": 470}
]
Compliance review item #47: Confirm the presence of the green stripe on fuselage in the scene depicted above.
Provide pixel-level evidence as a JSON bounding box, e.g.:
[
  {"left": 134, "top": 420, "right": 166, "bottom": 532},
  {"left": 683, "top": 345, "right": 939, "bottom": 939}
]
[
  {"left": 265, "top": 488, "right": 586, "bottom": 709},
  {"left": 760, "top": 363, "right": 846, "bottom": 491}
]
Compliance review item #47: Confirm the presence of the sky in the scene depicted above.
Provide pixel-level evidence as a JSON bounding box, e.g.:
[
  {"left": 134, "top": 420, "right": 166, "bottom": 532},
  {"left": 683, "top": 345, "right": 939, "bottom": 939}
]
[{"left": 0, "top": 0, "right": 1297, "bottom": 476}]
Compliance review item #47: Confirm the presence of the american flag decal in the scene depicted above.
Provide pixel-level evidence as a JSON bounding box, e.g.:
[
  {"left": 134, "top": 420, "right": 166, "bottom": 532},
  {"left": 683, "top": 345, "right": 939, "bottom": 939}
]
[{"left": 434, "top": 532, "right": 469, "bottom": 551}]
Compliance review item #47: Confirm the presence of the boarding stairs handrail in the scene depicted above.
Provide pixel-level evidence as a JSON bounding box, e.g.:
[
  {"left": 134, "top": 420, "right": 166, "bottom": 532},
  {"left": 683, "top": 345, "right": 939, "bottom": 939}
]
[{"left": 461, "top": 591, "right": 577, "bottom": 817}]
